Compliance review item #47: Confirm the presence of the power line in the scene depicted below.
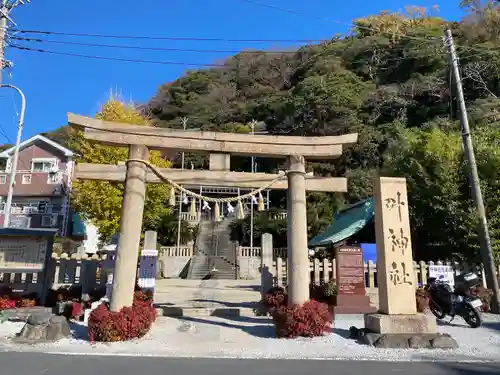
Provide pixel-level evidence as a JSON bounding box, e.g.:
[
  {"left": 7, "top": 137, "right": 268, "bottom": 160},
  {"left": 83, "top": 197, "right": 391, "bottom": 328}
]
[
  {"left": 9, "top": 35, "right": 304, "bottom": 54},
  {"left": 10, "top": 28, "right": 328, "bottom": 43},
  {"left": 10, "top": 34, "right": 450, "bottom": 61},
  {"left": 10, "top": 45, "right": 227, "bottom": 67},
  {"left": 239, "top": 0, "right": 442, "bottom": 43},
  {"left": 10, "top": 39, "right": 450, "bottom": 69}
]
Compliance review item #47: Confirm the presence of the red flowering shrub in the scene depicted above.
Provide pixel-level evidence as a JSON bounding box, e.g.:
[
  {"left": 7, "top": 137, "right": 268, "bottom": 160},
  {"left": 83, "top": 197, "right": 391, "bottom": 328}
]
[
  {"left": 0, "top": 297, "right": 17, "bottom": 310},
  {"left": 272, "top": 299, "right": 332, "bottom": 338},
  {"left": 88, "top": 291, "right": 156, "bottom": 342},
  {"left": 0, "top": 294, "right": 37, "bottom": 310},
  {"left": 260, "top": 286, "right": 287, "bottom": 315}
]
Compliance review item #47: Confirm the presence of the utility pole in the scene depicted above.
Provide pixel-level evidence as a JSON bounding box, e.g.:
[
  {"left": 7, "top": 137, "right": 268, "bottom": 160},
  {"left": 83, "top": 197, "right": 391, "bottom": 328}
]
[
  {"left": 0, "top": 0, "right": 9, "bottom": 84},
  {"left": 1, "top": 84, "right": 25, "bottom": 228},
  {"left": 444, "top": 28, "right": 500, "bottom": 314},
  {"left": 175, "top": 117, "right": 188, "bottom": 251},
  {"left": 0, "top": 1, "right": 31, "bottom": 84}
]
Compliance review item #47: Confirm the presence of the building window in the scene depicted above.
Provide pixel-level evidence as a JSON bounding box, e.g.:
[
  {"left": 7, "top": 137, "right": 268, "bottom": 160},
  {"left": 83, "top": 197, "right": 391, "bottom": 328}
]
[
  {"left": 0, "top": 175, "right": 6, "bottom": 184},
  {"left": 31, "top": 159, "right": 57, "bottom": 173},
  {"left": 22, "top": 206, "right": 38, "bottom": 214},
  {"left": 22, "top": 175, "right": 32, "bottom": 184},
  {"left": 47, "top": 172, "right": 61, "bottom": 184},
  {"left": 41, "top": 215, "right": 58, "bottom": 227}
]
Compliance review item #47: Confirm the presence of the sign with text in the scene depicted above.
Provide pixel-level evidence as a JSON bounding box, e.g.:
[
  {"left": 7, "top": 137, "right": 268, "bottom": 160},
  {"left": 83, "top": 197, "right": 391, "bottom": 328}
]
[
  {"left": 0, "top": 237, "right": 48, "bottom": 271},
  {"left": 333, "top": 245, "right": 376, "bottom": 314},
  {"left": 428, "top": 265, "right": 455, "bottom": 288},
  {"left": 138, "top": 249, "right": 158, "bottom": 293},
  {"left": 335, "top": 246, "right": 365, "bottom": 295}
]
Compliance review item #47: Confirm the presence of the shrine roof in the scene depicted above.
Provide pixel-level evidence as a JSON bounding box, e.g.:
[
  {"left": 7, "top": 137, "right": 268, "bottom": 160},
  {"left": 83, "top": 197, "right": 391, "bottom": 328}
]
[{"left": 308, "top": 198, "right": 374, "bottom": 247}]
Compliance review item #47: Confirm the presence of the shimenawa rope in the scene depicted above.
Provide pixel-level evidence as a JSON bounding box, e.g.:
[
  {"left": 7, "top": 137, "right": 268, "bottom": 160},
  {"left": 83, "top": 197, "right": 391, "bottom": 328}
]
[{"left": 126, "top": 159, "right": 287, "bottom": 220}]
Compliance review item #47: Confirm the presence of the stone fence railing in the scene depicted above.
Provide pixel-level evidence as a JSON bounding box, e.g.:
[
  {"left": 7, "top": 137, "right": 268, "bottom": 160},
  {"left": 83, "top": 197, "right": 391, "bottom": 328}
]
[
  {"left": 5, "top": 246, "right": 495, "bottom": 302},
  {"left": 158, "top": 245, "right": 498, "bottom": 288}
]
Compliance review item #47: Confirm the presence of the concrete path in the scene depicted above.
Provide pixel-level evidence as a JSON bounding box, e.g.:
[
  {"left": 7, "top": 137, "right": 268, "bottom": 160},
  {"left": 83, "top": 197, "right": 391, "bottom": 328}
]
[
  {"left": 0, "top": 352, "right": 498, "bottom": 375},
  {"left": 153, "top": 279, "right": 261, "bottom": 308},
  {"left": 153, "top": 279, "right": 380, "bottom": 310}
]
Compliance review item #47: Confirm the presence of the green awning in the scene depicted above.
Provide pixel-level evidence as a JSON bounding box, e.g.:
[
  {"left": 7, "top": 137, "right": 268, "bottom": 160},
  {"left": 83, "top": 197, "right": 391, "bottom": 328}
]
[{"left": 308, "top": 198, "right": 374, "bottom": 247}]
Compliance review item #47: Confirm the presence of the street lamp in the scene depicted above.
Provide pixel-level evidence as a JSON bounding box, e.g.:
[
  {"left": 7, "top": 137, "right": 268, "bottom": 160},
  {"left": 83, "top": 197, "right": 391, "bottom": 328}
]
[{"left": 0, "top": 84, "right": 25, "bottom": 228}]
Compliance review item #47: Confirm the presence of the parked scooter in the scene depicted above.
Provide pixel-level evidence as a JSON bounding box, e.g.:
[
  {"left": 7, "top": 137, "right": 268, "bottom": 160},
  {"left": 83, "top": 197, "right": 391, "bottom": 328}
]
[{"left": 426, "top": 272, "right": 483, "bottom": 328}]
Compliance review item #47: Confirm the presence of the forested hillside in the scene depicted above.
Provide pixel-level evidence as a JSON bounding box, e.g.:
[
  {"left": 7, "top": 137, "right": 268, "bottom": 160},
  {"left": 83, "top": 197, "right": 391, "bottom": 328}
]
[
  {"left": 35, "top": 3, "right": 500, "bottom": 261},
  {"left": 142, "top": 4, "right": 500, "bottom": 262}
]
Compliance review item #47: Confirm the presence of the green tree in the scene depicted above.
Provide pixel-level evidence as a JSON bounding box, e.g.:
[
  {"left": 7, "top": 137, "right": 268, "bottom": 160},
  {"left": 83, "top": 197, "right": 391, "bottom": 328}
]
[
  {"left": 156, "top": 214, "right": 193, "bottom": 246},
  {"left": 68, "top": 99, "right": 173, "bottom": 240},
  {"left": 230, "top": 209, "right": 288, "bottom": 248}
]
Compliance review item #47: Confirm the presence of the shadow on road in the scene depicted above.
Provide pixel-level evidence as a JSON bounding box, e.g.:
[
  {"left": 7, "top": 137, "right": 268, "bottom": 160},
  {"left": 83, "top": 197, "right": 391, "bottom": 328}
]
[
  {"left": 482, "top": 321, "right": 500, "bottom": 332},
  {"left": 426, "top": 361, "right": 500, "bottom": 375},
  {"left": 225, "top": 285, "right": 261, "bottom": 292},
  {"left": 175, "top": 315, "right": 275, "bottom": 338},
  {"left": 191, "top": 299, "right": 257, "bottom": 309}
]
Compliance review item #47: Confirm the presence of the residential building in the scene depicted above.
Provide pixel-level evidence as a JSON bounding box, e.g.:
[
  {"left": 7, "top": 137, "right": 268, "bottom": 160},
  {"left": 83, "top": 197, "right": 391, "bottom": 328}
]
[{"left": 0, "top": 134, "right": 75, "bottom": 236}]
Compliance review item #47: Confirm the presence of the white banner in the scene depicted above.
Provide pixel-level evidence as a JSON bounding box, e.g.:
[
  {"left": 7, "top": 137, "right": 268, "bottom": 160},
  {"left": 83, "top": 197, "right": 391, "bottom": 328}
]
[
  {"left": 137, "top": 249, "right": 158, "bottom": 293},
  {"left": 428, "top": 265, "right": 455, "bottom": 288}
]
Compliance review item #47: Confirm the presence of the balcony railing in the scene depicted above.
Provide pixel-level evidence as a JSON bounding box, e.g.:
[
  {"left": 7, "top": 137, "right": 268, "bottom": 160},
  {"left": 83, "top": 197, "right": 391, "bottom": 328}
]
[{"left": 0, "top": 202, "right": 64, "bottom": 215}]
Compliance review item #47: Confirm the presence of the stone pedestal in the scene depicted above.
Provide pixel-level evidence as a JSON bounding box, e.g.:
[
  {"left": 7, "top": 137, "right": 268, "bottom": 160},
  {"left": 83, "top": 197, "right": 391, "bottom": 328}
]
[{"left": 364, "top": 313, "right": 437, "bottom": 334}]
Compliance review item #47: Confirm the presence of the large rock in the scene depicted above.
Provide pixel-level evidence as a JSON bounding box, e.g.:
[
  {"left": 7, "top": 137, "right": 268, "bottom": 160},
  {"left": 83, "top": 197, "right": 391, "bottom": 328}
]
[
  {"left": 358, "top": 332, "right": 458, "bottom": 349},
  {"left": 14, "top": 314, "right": 72, "bottom": 344}
]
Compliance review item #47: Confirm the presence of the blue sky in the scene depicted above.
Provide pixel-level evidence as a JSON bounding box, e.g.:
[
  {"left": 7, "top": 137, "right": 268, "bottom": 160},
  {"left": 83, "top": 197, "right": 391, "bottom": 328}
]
[{"left": 0, "top": 0, "right": 464, "bottom": 144}]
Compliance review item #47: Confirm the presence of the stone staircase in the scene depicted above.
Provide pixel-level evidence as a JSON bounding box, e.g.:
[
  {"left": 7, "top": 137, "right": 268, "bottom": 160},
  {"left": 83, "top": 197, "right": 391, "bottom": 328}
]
[
  {"left": 186, "top": 218, "right": 239, "bottom": 280},
  {"left": 187, "top": 220, "right": 214, "bottom": 279},
  {"left": 210, "top": 219, "right": 238, "bottom": 279}
]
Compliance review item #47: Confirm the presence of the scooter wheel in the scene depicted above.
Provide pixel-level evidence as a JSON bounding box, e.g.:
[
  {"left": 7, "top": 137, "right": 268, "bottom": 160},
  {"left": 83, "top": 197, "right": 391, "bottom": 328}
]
[
  {"left": 430, "top": 301, "right": 446, "bottom": 320},
  {"left": 463, "top": 304, "right": 483, "bottom": 328}
]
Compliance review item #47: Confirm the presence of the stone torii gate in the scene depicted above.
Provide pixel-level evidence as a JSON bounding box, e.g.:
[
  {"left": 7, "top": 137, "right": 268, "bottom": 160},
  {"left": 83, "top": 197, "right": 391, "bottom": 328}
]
[{"left": 67, "top": 113, "right": 358, "bottom": 312}]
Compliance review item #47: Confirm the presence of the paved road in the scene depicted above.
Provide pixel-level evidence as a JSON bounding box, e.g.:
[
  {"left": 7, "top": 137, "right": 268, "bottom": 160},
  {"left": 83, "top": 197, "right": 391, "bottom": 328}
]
[{"left": 0, "top": 352, "right": 499, "bottom": 375}]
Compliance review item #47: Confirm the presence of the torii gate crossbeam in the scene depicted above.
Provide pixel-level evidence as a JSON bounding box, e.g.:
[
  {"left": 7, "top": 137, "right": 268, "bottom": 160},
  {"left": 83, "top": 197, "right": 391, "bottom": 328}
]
[{"left": 68, "top": 114, "right": 358, "bottom": 311}]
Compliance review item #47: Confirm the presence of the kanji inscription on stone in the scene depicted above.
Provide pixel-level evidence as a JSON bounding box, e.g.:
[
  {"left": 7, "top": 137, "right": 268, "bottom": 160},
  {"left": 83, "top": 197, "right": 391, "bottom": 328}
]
[
  {"left": 384, "top": 191, "right": 405, "bottom": 221},
  {"left": 389, "top": 261, "right": 413, "bottom": 286},
  {"left": 387, "top": 228, "right": 410, "bottom": 255},
  {"left": 374, "top": 177, "right": 417, "bottom": 315}
]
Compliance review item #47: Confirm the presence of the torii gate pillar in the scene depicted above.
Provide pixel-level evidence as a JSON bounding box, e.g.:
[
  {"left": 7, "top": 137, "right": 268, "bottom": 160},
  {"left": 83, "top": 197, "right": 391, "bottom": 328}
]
[
  {"left": 110, "top": 145, "right": 149, "bottom": 312},
  {"left": 286, "top": 155, "right": 310, "bottom": 306}
]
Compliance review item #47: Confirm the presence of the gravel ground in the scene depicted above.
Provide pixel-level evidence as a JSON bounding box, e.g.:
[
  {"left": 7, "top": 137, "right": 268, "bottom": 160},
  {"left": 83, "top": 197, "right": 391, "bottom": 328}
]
[{"left": 0, "top": 312, "right": 499, "bottom": 361}]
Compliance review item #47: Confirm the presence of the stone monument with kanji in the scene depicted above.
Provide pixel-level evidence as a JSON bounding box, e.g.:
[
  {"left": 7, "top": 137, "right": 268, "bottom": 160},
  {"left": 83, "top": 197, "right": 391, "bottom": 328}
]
[{"left": 362, "top": 177, "right": 457, "bottom": 349}]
